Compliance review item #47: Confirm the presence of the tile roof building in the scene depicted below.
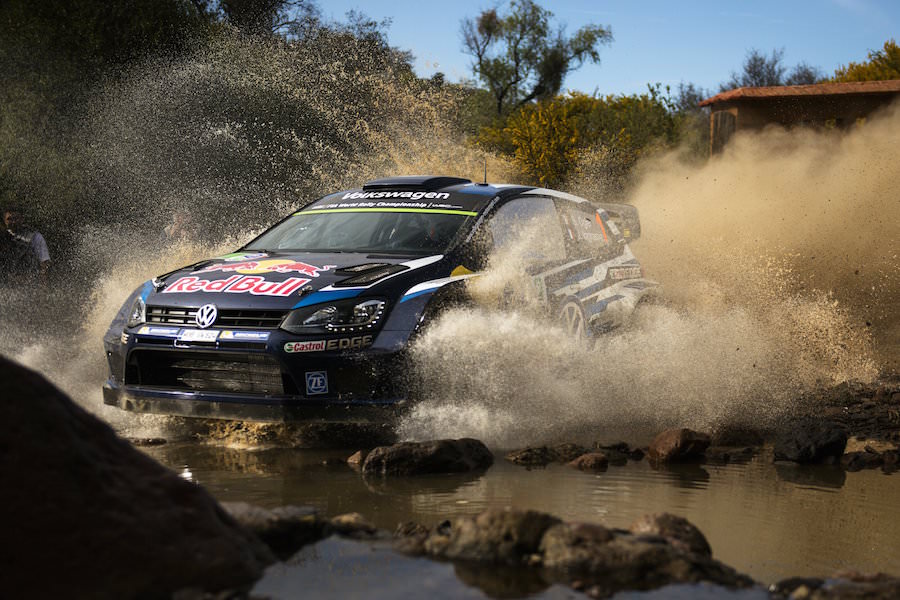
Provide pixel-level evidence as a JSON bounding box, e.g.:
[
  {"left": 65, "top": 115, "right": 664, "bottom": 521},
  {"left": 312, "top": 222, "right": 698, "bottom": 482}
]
[{"left": 699, "top": 80, "right": 900, "bottom": 154}]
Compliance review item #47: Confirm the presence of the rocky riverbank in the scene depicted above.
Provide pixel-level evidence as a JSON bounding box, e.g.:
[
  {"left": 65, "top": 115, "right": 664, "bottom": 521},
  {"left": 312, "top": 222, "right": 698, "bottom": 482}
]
[{"left": 3, "top": 354, "right": 900, "bottom": 598}]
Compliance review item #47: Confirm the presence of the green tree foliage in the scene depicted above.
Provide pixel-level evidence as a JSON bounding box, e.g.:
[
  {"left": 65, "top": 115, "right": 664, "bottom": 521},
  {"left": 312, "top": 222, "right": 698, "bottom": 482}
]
[
  {"left": 833, "top": 40, "right": 900, "bottom": 82},
  {"left": 721, "top": 48, "right": 823, "bottom": 91},
  {"left": 461, "top": 0, "right": 612, "bottom": 116},
  {"left": 481, "top": 87, "right": 681, "bottom": 187}
]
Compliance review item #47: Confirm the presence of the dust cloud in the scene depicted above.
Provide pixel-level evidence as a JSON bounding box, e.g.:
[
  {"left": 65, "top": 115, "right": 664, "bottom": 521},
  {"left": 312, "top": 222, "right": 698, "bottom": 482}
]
[{"left": 400, "top": 104, "right": 897, "bottom": 448}]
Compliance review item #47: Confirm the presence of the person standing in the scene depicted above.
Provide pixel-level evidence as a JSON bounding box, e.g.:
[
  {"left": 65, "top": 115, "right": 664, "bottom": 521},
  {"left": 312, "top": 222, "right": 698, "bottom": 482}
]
[{"left": 2, "top": 207, "right": 51, "bottom": 280}]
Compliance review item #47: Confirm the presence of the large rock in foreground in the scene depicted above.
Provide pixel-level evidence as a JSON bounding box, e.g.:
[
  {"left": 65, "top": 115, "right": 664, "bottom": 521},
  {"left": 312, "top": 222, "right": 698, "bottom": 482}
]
[
  {"left": 361, "top": 438, "right": 493, "bottom": 476},
  {"left": 774, "top": 418, "right": 848, "bottom": 464},
  {"left": 0, "top": 356, "right": 274, "bottom": 599}
]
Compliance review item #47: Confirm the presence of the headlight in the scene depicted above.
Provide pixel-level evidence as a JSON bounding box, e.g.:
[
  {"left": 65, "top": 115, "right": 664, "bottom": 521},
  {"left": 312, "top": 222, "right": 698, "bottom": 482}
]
[
  {"left": 281, "top": 299, "right": 386, "bottom": 334},
  {"left": 127, "top": 297, "right": 146, "bottom": 328}
]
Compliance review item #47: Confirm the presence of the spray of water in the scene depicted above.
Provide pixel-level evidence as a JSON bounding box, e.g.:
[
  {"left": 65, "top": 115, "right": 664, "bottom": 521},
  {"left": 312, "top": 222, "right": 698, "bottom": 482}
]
[
  {"left": 0, "top": 31, "right": 516, "bottom": 441},
  {"left": 3, "top": 31, "right": 894, "bottom": 448},
  {"left": 399, "top": 105, "right": 897, "bottom": 448}
]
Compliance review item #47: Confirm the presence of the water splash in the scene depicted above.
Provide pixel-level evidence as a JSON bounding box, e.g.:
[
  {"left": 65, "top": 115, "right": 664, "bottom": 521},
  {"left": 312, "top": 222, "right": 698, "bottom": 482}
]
[
  {"left": 2, "top": 32, "right": 894, "bottom": 449},
  {"left": 0, "top": 31, "right": 515, "bottom": 441},
  {"left": 400, "top": 106, "right": 896, "bottom": 448}
]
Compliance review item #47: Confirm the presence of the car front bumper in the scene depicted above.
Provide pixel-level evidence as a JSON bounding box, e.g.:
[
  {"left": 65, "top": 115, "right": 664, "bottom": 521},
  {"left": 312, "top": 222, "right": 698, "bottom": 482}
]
[
  {"left": 105, "top": 325, "right": 415, "bottom": 423},
  {"left": 103, "top": 380, "right": 404, "bottom": 423}
]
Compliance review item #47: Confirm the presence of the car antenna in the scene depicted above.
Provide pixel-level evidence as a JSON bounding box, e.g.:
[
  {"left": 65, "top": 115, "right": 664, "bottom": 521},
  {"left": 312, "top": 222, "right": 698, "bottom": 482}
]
[{"left": 482, "top": 156, "right": 487, "bottom": 185}]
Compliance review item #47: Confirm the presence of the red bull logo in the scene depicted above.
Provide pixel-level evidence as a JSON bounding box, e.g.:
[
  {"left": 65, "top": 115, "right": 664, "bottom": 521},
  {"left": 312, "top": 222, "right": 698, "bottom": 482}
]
[
  {"left": 161, "top": 275, "right": 309, "bottom": 296},
  {"left": 197, "top": 259, "right": 331, "bottom": 277}
]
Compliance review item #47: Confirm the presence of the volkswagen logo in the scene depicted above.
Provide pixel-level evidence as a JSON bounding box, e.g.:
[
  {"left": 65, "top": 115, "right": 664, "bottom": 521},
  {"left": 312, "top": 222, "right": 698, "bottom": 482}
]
[{"left": 195, "top": 304, "right": 218, "bottom": 329}]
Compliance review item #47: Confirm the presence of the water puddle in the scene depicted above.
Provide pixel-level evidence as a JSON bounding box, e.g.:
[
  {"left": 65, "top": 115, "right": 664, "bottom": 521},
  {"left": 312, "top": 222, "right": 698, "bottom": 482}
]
[{"left": 144, "top": 442, "right": 900, "bottom": 586}]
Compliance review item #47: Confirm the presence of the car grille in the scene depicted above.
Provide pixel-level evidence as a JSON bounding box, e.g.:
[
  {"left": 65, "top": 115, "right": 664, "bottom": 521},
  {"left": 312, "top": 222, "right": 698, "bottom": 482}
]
[
  {"left": 126, "top": 350, "right": 286, "bottom": 395},
  {"left": 146, "top": 306, "right": 287, "bottom": 329}
]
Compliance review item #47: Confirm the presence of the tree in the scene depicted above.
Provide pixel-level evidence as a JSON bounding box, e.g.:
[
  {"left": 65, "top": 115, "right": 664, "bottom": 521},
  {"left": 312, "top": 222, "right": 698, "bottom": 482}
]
[
  {"left": 490, "top": 88, "right": 679, "bottom": 187},
  {"left": 721, "top": 48, "right": 786, "bottom": 90},
  {"left": 833, "top": 39, "right": 900, "bottom": 82},
  {"left": 721, "top": 48, "right": 822, "bottom": 91},
  {"left": 216, "top": 0, "right": 315, "bottom": 36},
  {"left": 461, "top": 0, "right": 612, "bottom": 116},
  {"left": 785, "top": 62, "right": 824, "bottom": 85}
]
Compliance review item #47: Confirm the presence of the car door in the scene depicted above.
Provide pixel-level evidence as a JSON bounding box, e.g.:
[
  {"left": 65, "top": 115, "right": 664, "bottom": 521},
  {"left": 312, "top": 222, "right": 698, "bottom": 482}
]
[{"left": 485, "top": 195, "right": 569, "bottom": 305}]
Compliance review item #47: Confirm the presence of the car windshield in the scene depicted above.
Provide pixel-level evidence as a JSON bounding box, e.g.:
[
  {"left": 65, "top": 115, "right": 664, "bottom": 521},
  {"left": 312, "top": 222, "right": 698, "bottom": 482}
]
[{"left": 245, "top": 209, "right": 474, "bottom": 255}]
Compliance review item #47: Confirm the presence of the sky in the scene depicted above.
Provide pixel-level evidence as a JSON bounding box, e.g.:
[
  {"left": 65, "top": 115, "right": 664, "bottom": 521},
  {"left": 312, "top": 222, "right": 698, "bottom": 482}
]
[{"left": 322, "top": 0, "right": 899, "bottom": 98}]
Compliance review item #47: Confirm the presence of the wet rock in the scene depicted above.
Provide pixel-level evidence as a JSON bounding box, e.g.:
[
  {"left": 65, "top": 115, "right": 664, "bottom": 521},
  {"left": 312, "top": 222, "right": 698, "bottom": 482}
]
[
  {"left": 567, "top": 452, "right": 609, "bottom": 471},
  {"left": 223, "top": 503, "right": 326, "bottom": 560},
  {"left": 399, "top": 507, "right": 754, "bottom": 595},
  {"left": 361, "top": 438, "right": 493, "bottom": 476},
  {"left": 594, "top": 441, "right": 629, "bottom": 453},
  {"left": 506, "top": 446, "right": 557, "bottom": 466},
  {"left": 593, "top": 442, "right": 632, "bottom": 465},
  {"left": 769, "top": 576, "right": 825, "bottom": 597},
  {"left": 883, "top": 451, "right": 899, "bottom": 473},
  {"left": 841, "top": 451, "right": 884, "bottom": 471},
  {"left": 774, "top": 418, "right": 847, "bottom": 464},
  {"left": 540, "top": 522, "right": 752, "bottom": 594},
  {"left": 844, "top": 437, "right": 897, "bottom": 454},
  {"left": 648, "top": 428, "right": 711, "bottom": 463},
  {"left": 539, "top": 522, "right": 615, "bottom": 571},
  {"left": 800, "top": 572, "right": 900, "bottom": 599},
  {"left": 628, "top": 513, "right": 712, "bottom": 558},
  {"left": 393, "top": 521, "right": 431, "bottom": 554},
  {"left": 629, "top": 448, "right": 646, "bottom": 461},
  {"left": 395, "top": 521, "right": 430, "bottom": 538},
  {"left": 330, "top": 512, "right": 379, "bottom": 539},
  {"left": 552, "top": 442, "right": 591, "bottom": 462},
  {"left": 705, "top": 446, "right": 756, "bottom": 465},
  {"left": 505, "top": 443, "right": 590, "bottom": 467},
  {"left": 423, "top": 507, "right": 561, "bottom": 564},
  {"left": 346, "top": 449, "right": 368, "bottom": 469},
  {"left": 0, "top": 356, "right": 274, "bottom": 598}
]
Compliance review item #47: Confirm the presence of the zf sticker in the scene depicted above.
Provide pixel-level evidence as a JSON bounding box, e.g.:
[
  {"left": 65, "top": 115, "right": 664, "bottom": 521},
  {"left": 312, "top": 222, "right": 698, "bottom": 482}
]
[{"left": 305, "top": 371, "right": 328, "bottom": 395}]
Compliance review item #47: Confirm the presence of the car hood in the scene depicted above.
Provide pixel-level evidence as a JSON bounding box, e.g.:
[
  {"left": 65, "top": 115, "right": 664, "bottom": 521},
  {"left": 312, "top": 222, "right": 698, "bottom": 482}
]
[{"left": 146, "top": 251, "right": 443, "bottom": 310}]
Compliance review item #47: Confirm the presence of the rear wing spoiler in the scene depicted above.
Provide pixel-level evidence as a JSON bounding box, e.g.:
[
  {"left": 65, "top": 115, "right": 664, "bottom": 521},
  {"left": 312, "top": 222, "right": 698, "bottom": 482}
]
[{"left": 597, "top": 203, "right": 641, "bottom": 241}]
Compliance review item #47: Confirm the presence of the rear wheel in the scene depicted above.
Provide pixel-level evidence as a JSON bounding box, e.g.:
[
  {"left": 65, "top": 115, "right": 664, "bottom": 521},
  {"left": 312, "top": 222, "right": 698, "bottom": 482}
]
[{"left": 558, "top": 298, "right": 591, "bottom": 341}]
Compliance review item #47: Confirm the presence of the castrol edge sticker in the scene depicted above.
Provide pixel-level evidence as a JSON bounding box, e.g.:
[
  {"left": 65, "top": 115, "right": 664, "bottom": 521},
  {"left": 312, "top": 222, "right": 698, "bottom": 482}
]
[{"left": 161, "top": 275, "right": 308, "bottom": 297}]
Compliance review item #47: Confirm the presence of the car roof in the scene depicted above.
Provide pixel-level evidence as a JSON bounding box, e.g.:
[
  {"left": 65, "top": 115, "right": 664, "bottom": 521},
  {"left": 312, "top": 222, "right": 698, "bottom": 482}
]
[{"left": 303, "top": 176, "right": 596, "bottom": 215}]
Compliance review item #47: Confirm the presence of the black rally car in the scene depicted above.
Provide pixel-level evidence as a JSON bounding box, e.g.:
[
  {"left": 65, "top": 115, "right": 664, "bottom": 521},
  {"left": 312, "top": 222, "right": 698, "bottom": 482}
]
[{"left": 103, "top": 176, "right": 655, "bottom": 422}]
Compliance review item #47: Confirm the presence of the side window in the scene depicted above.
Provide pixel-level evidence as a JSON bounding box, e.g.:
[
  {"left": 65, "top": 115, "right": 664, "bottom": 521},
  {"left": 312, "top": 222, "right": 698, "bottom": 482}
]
[
  {"left": 563, "top": 204, "right": 622, "bottom": 258},
  {"left": 488, "top": 197, "right": 566, "bottom": 263}
]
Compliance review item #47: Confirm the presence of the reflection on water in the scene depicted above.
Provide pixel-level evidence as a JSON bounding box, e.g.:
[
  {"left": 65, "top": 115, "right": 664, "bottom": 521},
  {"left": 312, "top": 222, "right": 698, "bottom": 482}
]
[
  {"left": 253, "top": 537, "right": 581, "bottom": 600},
  {"left": 144, "top": 443, "right": 900, "bottom": 584}
]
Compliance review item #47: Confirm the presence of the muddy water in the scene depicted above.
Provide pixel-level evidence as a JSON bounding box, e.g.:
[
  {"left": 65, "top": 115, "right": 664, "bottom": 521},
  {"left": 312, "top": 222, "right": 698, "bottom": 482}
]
[{"left": 144, "top": 442, "right": 900, "bottom": 585}]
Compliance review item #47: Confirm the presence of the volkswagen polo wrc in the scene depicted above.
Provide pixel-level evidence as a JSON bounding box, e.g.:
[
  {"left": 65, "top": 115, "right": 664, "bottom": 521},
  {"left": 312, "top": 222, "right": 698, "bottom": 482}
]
[{"left": 103, "top": 176, "right": 656, "bottom": 422}]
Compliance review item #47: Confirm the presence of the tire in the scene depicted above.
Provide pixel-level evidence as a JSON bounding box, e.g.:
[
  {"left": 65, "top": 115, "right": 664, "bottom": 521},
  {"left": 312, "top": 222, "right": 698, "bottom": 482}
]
[{"left": 558, "top": 298, "right": 592, "bottom": 341}]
